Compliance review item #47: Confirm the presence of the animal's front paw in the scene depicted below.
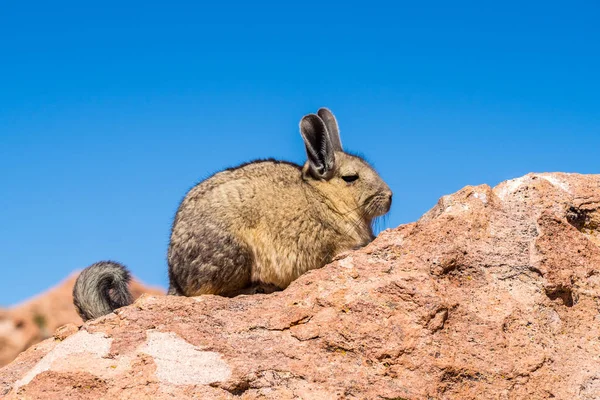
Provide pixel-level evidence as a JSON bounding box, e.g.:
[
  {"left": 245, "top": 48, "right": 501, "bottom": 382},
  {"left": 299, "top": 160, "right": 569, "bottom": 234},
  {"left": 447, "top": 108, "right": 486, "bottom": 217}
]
[{"left": 252, "top": 283, "right": 281, "bottom": 294}]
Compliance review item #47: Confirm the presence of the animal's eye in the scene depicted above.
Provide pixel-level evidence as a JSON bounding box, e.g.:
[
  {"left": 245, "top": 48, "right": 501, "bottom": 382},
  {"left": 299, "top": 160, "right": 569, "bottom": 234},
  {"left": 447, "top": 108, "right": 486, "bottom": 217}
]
[{"left": 342, "top": 174, "right": 359, "bottom": 183}]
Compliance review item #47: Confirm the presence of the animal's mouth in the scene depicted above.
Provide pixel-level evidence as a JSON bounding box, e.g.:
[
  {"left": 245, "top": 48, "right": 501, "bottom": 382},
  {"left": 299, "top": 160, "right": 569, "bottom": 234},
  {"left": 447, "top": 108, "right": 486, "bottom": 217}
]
[
  {"left": 365, "top": 193, "right": 392, "bottom": 218},
  {"left": 378, "top": 194, "right": 392, "bottom": 215}
]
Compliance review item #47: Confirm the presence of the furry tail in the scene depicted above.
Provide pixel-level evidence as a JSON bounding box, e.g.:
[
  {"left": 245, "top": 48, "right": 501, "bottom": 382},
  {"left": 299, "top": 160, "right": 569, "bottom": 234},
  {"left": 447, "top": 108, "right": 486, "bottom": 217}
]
[{"left": 73, "top": 261, "right": 134, "bottom": 321}]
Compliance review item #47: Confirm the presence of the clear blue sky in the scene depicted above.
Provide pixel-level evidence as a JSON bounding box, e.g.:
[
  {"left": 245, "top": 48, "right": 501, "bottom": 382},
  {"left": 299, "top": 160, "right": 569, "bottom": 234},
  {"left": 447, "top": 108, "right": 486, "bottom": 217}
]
[{"left": 1, "top": 1, "right": 598, "bottom": 305}]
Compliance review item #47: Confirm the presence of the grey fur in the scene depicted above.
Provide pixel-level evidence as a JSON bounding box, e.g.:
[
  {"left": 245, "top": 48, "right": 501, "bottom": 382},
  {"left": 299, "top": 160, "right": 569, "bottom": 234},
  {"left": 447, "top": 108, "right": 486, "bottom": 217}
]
[
  {"left": 72, "top": 261, "right": 133, "bottom": 321},
  {"left": 317, "top": 107, "right": 342, "bottom": 151},
  {"left": 72, "top": 108, "right": 392, "bottom": 321},
  {"left": 300, "top": 114, "right": 336, "bottom": 179}
]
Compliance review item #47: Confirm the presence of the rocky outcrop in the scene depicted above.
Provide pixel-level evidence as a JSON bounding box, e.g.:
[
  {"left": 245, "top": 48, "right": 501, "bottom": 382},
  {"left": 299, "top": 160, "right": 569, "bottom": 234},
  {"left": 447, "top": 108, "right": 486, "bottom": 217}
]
[
  {"left": 1, "top": 173, "right": 599, "bottom": 399},
  {"left": 0, "top": 274, "right": 163, "bottom": 368}
]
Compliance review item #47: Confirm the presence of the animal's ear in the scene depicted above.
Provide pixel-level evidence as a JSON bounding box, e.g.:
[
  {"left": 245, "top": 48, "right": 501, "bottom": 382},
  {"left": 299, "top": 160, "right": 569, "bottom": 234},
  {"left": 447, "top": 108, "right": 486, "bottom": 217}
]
[
  {"left": 317, "top": 107, "right": 342, "bottom": 151},
  {"left": 300, "top": 113, "right": 336, "bottom": 179}
]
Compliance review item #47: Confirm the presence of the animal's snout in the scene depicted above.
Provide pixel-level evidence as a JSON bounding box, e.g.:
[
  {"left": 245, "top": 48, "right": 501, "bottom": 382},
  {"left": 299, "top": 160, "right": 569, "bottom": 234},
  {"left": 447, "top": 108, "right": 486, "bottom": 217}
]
[
  {"left": 379, "top": 190, "right": 393, "bottom": 214},
  {"left": 383, "top": 190, "right": 393, "bottom": 207}
]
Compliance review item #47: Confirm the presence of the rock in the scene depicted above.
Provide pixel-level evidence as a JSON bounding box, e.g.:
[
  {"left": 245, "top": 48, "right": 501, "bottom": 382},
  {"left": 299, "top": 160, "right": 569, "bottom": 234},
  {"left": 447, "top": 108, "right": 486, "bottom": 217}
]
[
  {"left": 0, "top": 273, "right": 163, "bottom": 368},
  {"left": 1, "top": 172, "right": 599, "bottom": 399}
]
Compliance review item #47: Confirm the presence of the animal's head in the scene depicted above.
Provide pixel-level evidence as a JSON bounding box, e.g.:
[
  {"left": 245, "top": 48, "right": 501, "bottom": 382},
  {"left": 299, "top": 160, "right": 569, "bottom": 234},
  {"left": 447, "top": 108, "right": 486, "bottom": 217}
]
[{"left": 299, "top": 108, "right": 392, "bottom": 222}]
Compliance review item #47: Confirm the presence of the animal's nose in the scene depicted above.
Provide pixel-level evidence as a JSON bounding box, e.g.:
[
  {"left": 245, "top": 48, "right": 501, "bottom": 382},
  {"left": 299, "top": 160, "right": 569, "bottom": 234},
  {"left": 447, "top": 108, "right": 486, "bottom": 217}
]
[{"left": 386, "top": 191, "right": 393, "bottom": 206}]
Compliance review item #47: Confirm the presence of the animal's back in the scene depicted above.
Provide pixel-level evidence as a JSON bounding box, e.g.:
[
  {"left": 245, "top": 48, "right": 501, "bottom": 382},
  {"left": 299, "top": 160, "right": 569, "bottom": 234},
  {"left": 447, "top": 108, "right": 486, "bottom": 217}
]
[{"left": 175, "top": 159, "right": 306, "bottom": 232}]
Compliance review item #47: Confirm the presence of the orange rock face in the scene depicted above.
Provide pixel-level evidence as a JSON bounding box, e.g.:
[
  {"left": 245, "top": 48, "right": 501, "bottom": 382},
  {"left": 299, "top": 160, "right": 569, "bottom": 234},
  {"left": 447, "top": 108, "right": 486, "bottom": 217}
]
[
  {"left": 1, "top": 173, "right": 599, "bottom": 399},
  {"left": 0, "top": 274, "right": 163, "bottom": 367}
]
